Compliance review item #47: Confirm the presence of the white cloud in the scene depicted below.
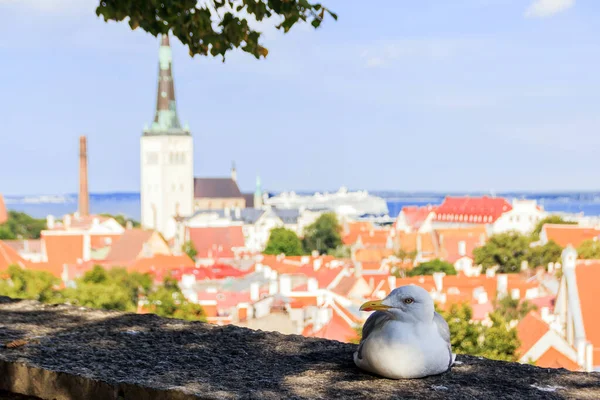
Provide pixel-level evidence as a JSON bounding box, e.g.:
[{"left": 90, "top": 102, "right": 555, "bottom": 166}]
[{"left": 525, "top": 0, "right": 575, "bottom": 18}]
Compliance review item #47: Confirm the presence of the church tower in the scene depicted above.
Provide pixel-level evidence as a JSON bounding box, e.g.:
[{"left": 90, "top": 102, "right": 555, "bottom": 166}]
[{"left": 140, "top": 34, "right": 194, "bottom": 239}]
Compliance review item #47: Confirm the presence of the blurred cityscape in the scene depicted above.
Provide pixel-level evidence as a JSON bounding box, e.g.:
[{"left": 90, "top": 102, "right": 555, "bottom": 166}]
[{"left": 2, "top": 0, "right": 600, "bottom": 376}]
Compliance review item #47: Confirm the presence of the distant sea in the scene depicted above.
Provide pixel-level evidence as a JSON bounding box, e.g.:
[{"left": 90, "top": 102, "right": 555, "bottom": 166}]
[{"left": 4, "top": 191, "right": 600, "bottom": 221}]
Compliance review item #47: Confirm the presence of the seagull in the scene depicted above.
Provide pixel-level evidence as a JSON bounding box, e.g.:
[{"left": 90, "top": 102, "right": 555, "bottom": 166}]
[{"left": 353, "top": 285, "right": 455, "bottom": 379}]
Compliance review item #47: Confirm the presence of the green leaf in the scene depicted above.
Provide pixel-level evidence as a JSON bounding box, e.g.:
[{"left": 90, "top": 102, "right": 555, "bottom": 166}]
[{"left": 95, "top": 0, "right": 337, "bottom": 60}]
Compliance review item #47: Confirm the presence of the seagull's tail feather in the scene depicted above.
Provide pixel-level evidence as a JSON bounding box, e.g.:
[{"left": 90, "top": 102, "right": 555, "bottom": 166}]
[{"left": 451, "top": 353, "right": 457, "bottom": 365}]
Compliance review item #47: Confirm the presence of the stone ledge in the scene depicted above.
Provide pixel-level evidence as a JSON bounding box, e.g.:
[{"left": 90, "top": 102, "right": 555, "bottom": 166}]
[{"left": 0, "top": 296, "right": 599, "bottom": 400}]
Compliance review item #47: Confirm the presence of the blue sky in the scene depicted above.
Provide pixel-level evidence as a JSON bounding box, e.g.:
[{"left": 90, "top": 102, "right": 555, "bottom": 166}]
[{"left": 1, "top": 0, "right": 598, "bottom": 195}]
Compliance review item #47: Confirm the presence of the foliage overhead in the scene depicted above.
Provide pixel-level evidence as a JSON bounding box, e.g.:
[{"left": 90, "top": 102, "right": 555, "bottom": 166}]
[
  {"left": 302, "top": 212, "right": 343, "bottom": 255},
  {"left": 577, "top": 239, "right": 600, "bottom": 260},
  {"left": 407, "top": 259, "right": 457, "bottom": 277},
  {"left": 96, "top": 0, "right": 337, "bottom": 60},
  {"left": 0, "top": 211, "right": 46, "bottom": 240},
  {"left": 530, "top": 216, "right": 576, "bottom": 240},
  {"left": 264, "top": 227, "right": 304, "bottom": 256}
]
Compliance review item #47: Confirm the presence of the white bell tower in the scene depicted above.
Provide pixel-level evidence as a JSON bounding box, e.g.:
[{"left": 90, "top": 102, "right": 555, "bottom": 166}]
[{"left": 140, "top": 34, "right": 194, "bottom": 240}]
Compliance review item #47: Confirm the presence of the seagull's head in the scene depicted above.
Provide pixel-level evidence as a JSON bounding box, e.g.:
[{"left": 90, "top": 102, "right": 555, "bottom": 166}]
[{"left": 359, "top": 285, "right": 434, "bottom": 322}]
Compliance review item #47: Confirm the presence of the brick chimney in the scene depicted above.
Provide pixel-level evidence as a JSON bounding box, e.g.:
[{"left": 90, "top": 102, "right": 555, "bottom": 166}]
[{"left": 79, "top": 136, "right": 89, "bottom": 217}]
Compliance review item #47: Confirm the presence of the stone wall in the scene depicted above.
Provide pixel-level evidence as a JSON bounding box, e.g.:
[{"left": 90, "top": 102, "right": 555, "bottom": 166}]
[{"left": 1, "top": 296, "right": 599, "bottom": 400}]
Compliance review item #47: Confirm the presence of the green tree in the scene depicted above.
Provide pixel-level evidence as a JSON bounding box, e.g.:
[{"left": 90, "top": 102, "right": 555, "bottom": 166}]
[
  {"left": 62, "top": 266, "right": 152, "bottom": 312},
  {"left": 0, "top": 211, "right": 47, "bottom": 240},
  {"left": 148, "top": 277, "right": 206, "bottom": 322},
  {"left": 182, "top": 240, "right": 198, "bottom": 260},
  {"left": 531, "top": 216, "right": 576, "bottom": 240},
  {"left": 480, "top": 311, "right": 520, "bottom": 362},
  {"left": 0, "top": 265, "right": 60, "bottom": 303},
  {"left": 327, "top": 245, "right": 351, "bottom": 258},
  {"left": 396, "top": 249, "right": 418, "bottom": 263},
  {"left": 437, "top": 303, "right": 519, "bottom": 362},
  {"left": 407, "top": 259, "right": 457, "bottom": 277},
  {"left": 302, "top": 212, "right": 342, "bottom": 255},
  {"left": 527, "top": 240, "right": 563, "bottom": 269},
  {"left": 494, "top": 296, "right": 537, "bottom": 322},
  {"left": 96, "top": 0, "right": 337, "bottom": 60},
  {"left": 263, "top": 227, "right": 304, "bottom": 256},
  {"left": 99, "top": 213, "right": 140, "bottom": 228},
  {"left": 577, "top": 239, "right": 600, "bottom": 259},
  {"left": 473, "top": 232, "right": 531, "bottom": 273}
]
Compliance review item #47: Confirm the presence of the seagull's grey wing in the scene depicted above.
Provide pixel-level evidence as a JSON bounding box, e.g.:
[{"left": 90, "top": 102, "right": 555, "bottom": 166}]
[
  {"left": 356, "top": 311, "right": 391, "bottom": 360},
  {"left": 433, "top": 311, "right": 454, "bottom": 369}
]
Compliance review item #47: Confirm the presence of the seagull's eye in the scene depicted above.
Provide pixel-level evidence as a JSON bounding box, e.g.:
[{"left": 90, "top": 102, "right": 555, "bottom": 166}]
[{"left": 403, "top": 298, "right": 414, "bottom": 304}]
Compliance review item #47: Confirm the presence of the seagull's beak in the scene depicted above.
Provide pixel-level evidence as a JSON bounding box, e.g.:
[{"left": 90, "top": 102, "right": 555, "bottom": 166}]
[{"left": 360, "top": 300, "right": 391, "bottom": 312}]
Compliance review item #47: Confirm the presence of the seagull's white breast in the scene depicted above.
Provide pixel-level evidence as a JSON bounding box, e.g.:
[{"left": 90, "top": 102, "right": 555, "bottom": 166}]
[{"left": 359, "top": 320, "right": 450, "bottom": 379}]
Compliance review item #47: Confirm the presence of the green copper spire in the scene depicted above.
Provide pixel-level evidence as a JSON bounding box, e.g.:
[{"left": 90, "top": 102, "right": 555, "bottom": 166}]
[
  {"left": 253, "top": 175, "right": 263, "bottom": 209},
  {"left": 255, "top": 175, "right": 262, "bottom": 197},
  {"left": 144, "top": 34, "right": 188, "bottom": 136}
]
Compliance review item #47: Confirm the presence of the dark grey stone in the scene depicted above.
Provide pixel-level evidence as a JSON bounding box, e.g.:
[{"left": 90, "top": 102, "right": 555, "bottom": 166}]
[{"left": 0, "top": 296, "right": 599, "bottom": 400}]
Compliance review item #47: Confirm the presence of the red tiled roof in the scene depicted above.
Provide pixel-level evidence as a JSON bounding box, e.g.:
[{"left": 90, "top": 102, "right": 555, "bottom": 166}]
[
  {"left": 574, "top": 260, "right": 600, "bottom": 363},
  {"left": 197, "top": 291, "right": 253, "bottom": 310},
  {"left": 42, "top": 233, "right": 85, "bottom": 265},
  {"left": 396, "top": 231, "right": 438, "bottom": 257},
  {"left": 129, "top": 254, "right": 195, "bottom": 275},
  {"left": 471, "top": 302, "right": 494, "bottom": 321},
  {"left": 354, "top": 248, "right": 393, "bottom": 263},
  {"left": 90, "top": 234, "right": 122, "bottom": 250},
  {"left": 303, "top": 310, "right": 358, "bottom": 343},
  {"left": 259, "top": 255, "right": 302, "bottom": 274},
  {"left": 187, "top": 226, "right": 245, "bottom": 259},
  {"left": 435, "top": 196, "right": 512, "bottom": 224},
  {"left": 333, "top": 300, "right": 362, "bottom": 324},
  {"left": 0, "top": 194, "right": 7, "bottom": 224},
  {"left": 105, "top": 229, "right": 155, "bottom": 263},
  {"left": 528, "top": 295, "right": 555, "bottom": 312},
  {"left": 543, "top": 224, "right": 600, "bottom": 248},
  {"left": 289, "top": 296, "right": 319, "bottom": 308},
  {"left": 65, "top": 214, "right": 112, "bottom": 230},
  {"left": 24, "top": 262, "right": 65, "bottom": 279},
  {"left": 516, "top": 311, "right": 550, "bottom": 357},
  {"left": 356, "top": 229, "right": 391, "bottom": 247},
  {"left": 535, "top": 347, "right": 581, "bottom": 371},
  {"left": 1, "top": 239, "right": 42, "bottom": 254},
  {"left": 331, "top": 275, "right": 361, "bottom": 297},
  {"left": 342, "top": 222, "right": 374, "bottom": 245},
  {"left": 0, "top": 240, "right": 27, "bottom": 269},
  {"left": 397, "top": 205, "right": 437, "bottom": 231},
  {"left": 297, "top": 263, "right": 346, "bottom": 289},
  {"left": 437, "top": 228, "right": 487, "bottom": 263}
]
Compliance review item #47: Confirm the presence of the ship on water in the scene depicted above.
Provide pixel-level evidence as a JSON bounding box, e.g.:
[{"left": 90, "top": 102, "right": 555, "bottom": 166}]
[{"left": 264, "top": 187, "right": 390, "bottom": 219}]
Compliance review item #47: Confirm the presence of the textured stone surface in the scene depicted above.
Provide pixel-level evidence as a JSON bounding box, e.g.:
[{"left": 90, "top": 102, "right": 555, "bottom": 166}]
[{"left": 1, "top": 296, "right": 599, "bottom": 400}]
